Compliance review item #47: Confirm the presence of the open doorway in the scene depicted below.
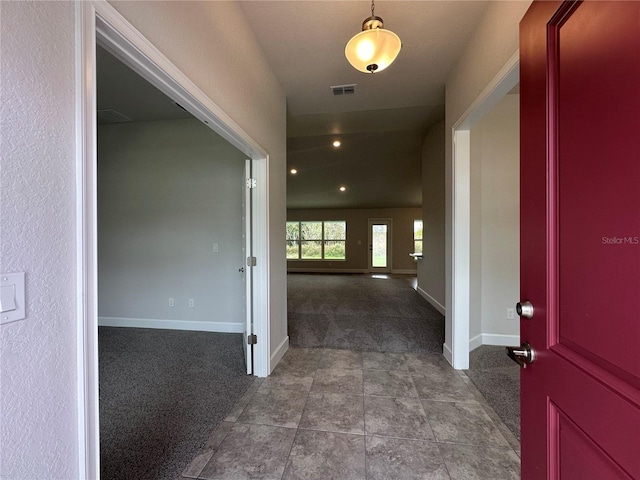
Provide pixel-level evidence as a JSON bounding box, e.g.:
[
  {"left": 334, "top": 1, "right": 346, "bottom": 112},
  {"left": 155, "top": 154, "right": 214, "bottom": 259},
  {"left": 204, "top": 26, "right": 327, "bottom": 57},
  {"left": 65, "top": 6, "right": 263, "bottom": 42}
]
[
  {"left": 96, "top": 45, "right": 256, "bottom": 478},
  {"left": 77, "top": 4, "right": 271, "bottom": 477}
]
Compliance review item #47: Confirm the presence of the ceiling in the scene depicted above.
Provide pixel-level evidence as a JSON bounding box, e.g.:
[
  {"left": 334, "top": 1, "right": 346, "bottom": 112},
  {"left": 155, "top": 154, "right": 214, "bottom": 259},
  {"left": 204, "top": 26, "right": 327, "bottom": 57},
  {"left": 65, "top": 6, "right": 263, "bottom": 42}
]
[
  {"left": 239, "top": 1, "right": 489, "bottom": 209},
  {"left": 97, "top": 2, "right": 493, "bottom": 210}
]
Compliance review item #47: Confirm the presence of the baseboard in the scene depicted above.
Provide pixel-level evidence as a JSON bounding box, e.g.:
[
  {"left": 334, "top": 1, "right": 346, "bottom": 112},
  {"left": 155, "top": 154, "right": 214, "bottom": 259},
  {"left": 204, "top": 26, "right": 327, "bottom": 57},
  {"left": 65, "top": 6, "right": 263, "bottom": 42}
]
[
  {"left": 480, "top": 333, "right": 520, "bottom": 346},
  {"left": 287, "top": 268, "right": 368, "bottom": 274},
  {"left": 469, "top": 334, "right": 483, "bottom": 351},
  {"left": 416, "top": 287, "right": 446, "bottom": 315},
  {"left": 469, "top": 333, "right": 520, "bottom": 351},
  {"left": 270, "top": 335, "right": 289, "bottom": 374},
  {"left": 443, "top": 342, "right": 453, "bottom": 366},
  {"left": 98, "top": 316, "right": 244, "bottom": 333},
  {"left": 391, "top": 269, "right": 418, "bottom": 275}
]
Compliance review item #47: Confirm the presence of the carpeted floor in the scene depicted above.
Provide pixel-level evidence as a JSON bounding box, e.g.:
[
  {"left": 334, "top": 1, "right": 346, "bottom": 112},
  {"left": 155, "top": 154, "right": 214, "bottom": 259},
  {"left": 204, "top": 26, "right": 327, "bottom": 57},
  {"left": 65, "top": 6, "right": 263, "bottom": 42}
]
[
  {"left": 99, "top": 327, "right": 254, "bottom": 480},
  {"left": 287, "top": 273, "right": 445, "bottom": 354},
  {"left": 466, "top": 345, "right": 521, "bottom": 440}
]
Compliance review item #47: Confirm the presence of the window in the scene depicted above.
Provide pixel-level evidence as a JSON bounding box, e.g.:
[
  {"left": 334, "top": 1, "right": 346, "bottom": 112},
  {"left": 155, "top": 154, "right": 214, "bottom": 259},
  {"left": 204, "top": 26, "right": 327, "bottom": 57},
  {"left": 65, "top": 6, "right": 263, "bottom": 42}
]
[
  {"left": 413, "top": 220, "right": 423, "bottom": 254},
  {"left": 286, "top": 221, "right": 346, "bottom": 260}
]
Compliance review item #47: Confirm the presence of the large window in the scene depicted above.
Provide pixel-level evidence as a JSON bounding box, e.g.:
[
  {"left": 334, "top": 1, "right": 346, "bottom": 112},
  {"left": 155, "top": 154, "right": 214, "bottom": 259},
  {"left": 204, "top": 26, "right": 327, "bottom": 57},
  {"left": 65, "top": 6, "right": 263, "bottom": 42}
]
[
  {"left": 286, "top": 221, "right": 346, "bottom": 260},
  {"left": 413, "top": 220, "right": 423, "bottom": 254}
]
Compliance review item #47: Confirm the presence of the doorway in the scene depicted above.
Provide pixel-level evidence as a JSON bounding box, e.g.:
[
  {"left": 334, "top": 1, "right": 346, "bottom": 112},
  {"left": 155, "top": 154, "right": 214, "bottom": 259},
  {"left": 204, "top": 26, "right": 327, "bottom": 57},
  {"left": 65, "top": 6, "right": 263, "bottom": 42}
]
[
  {"left": 77, "top": 3, "right": 271, "bottom": 477},
  {"left": 368, "top": 219, "right": 392, "bottom": 273}
]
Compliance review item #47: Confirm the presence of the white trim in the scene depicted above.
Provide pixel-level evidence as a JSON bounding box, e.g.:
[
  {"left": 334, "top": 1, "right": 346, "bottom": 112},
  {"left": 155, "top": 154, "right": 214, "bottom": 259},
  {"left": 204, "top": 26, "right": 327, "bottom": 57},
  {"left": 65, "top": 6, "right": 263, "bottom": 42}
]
[
  {"left": 480, "top": 333, "right": 520, "bottom": 347},
  {"left": 449, "top": 51, "right": 519, "bottom": 371},
  {"left": 469, "top": 334, "right": 483, "bottom": 351},
  {"left": 416, "top": 287, "right": 446, "bottom": 315},
  {"left": 391, "top": 269, "right": 418, "bottom": 275},
  {"left": 443, "top": 342, "right": 453, "bottom": 367},
  {"left": 98, "top": 317, "right": 244, "bottom": 333},
  {"left": 469, "top": 333, "right": 520, "bottom": 352},
  {"left": 270, "top": 336, "right": 290, "bottom": 375},
  {"left": 76, "top": 3, "right": 99, "bottom": 478},
  {"left": 77, "top": 2, "right": 271, "bottom": 476},
  {"left": 287, "top": 268, "right": 368, "bottom": 274}
]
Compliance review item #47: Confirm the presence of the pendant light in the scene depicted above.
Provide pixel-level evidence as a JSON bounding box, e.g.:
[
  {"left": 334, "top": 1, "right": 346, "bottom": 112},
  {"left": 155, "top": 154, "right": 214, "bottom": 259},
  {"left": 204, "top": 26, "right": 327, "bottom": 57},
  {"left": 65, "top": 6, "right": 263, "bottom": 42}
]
[{"left": 345, "top": 0, "right": 402, "bottom": 73}]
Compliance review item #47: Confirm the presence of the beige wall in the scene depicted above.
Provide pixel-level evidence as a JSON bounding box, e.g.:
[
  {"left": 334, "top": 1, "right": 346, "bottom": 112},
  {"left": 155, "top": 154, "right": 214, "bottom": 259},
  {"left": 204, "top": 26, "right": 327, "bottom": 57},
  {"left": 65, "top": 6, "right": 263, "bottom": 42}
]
[
  {"left": 443, "top": 0, "right": 532, "bottom": 354},
  {"left": 287, "top": 208, "right": 422, "bottom": 273},
  {"left": 418, "top": 120, "right": 446, "bottom": 313},
  {"left": 1, "top": 2, "right": 286, "bottom": 477},
  {"left": 470, "top": 94, "right": 520, "bottom": 346}
]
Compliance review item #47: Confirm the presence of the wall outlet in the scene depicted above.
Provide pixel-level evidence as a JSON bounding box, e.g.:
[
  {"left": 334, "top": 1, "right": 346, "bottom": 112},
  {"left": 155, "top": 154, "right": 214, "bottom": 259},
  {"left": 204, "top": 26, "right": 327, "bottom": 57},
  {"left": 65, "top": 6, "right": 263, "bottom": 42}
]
[
  {"left": 507, "top": 308, "right": 515, "bottom": 320},
  {"left": 169, "top": 297, "right": 174, "bottom": 307},
  {"left": 188, "top": 298, "right": 195, "bottom": 308}
]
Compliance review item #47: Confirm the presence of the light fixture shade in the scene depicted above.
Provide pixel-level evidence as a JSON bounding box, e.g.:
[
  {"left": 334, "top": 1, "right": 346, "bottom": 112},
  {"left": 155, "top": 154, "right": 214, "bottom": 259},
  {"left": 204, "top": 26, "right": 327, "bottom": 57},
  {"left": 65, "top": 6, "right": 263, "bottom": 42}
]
[{"left": 345, "top": 27, "right": 401, "bottom": 73}]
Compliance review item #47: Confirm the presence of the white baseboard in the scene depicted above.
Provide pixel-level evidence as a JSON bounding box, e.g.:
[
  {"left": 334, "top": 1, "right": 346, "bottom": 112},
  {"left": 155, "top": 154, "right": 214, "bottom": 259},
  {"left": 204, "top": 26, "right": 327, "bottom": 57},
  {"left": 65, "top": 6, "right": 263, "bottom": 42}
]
[
  {"left": 98, "top": 316, "right": 244, "bottom": 333},
  {"left": 391, "top": 269, "right": 418, "bottom": 275},
  {"left": 270, "top": 335, "right": 289, "bottom": 374},
  {"left": 469, "top": 333, "right": 520, "bottom": 351},
  {"left": 469, "top": 334, "right": 483, "bottom": 351},
  {"left": 443, "top": 342, "right": 453, "bottom": 366},
  {"left": 287, "top": 268, "right": 368, "bottom": 274},
  {"left": 416, "top": 287, "right": 446, "bottom": 315}
]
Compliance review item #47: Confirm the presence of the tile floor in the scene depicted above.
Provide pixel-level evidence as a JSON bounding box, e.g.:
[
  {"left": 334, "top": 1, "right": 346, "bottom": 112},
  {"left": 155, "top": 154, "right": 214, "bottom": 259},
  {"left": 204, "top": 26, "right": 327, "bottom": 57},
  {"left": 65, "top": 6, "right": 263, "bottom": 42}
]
[{"left": 182, "top": 348, "right": 520, "bottom": 480}]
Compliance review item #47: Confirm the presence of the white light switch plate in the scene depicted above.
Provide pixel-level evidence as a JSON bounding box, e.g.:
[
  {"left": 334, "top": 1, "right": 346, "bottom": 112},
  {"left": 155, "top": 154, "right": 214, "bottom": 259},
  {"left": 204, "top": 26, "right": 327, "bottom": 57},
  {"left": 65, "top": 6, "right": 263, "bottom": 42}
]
[{"left": 1, "top": 272, "right": 25, "bottom": 325}]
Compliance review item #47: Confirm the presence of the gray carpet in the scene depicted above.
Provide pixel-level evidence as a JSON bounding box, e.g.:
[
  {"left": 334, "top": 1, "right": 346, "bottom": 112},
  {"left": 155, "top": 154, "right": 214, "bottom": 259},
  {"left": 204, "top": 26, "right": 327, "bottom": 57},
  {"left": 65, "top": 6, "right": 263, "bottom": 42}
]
[
  {"left": 287, "top": 273, "right": 444, "bottom": 354},
  {"left": 99, "top": 327, "right": 254, "bottom": 480},
  {"left": 466, "top": 345, "right": 521, "bottom": 440}
]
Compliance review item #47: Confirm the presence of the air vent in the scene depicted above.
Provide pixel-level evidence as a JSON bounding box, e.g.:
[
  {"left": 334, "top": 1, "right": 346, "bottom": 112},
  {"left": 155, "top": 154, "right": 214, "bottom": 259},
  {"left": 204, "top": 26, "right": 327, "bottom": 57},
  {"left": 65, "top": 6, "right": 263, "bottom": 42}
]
[
  {"left": 330, "top": 84, "right": 356, "bottom": 96},
  {"left": 97, "top": 109, "right": 133, "bottom": 124}
]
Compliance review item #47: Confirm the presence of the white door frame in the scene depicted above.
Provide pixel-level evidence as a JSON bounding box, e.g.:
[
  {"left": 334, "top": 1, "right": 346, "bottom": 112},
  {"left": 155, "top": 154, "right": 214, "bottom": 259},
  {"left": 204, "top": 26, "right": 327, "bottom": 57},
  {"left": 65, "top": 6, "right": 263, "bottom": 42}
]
[
  {"left": 447, "top": 52, "right": 519, "bottom": 369},
  {"left": 75, "top": 2, "right": 271, "bottom": 477},
  {"left": 368, "top": 218, "right": 393, "bottom": 273}
]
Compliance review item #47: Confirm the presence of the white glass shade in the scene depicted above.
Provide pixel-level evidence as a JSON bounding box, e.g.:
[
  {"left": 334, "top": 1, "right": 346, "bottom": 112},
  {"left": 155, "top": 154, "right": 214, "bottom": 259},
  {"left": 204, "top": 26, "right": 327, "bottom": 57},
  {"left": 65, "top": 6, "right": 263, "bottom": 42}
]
[{"left": 345, "top": 28, "right": 401, "bottom": 73}]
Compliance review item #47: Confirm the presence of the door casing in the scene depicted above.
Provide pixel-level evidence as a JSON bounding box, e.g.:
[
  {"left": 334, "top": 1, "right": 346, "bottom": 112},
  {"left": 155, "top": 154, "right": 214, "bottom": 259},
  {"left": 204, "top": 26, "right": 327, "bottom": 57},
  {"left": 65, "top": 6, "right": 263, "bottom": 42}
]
[
  {"left": 76, "top": 2, "right": 271, "bottom": 477},
  {"left": 448, "top": 52, "right": 520, "bottom": 369}
]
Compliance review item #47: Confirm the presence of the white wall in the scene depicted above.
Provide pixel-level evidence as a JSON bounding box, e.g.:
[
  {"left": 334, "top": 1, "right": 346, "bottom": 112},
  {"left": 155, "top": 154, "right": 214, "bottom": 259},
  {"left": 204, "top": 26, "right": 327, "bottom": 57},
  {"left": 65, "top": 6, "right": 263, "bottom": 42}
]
[
  {"left": 417, "top": 120, "right": 446, "bottom": 313},
  {"left": 443, "top": 0, "right": 532, "bottom": 359},
  {"left": 0, "top": 2, "right": 78, "bottom": 478},
  {"left": 98, "top": 118, "right": 246, "bottom": 331},
  {"left": 469, "top": 94, "right": 520, "bottom": 348},
  {"left": 0, "top": 1, "right": 286, "bottom": 477}
]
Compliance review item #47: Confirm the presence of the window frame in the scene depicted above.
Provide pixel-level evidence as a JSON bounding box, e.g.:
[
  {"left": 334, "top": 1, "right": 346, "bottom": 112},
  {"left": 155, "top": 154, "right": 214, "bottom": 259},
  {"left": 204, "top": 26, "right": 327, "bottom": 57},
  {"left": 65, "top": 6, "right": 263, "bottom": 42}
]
[
  {"left": 286, "top": 220, "right": 347, "bottom": 261},
  {"left": 413, "top": 219, "right": 423, "bottom": 255}
]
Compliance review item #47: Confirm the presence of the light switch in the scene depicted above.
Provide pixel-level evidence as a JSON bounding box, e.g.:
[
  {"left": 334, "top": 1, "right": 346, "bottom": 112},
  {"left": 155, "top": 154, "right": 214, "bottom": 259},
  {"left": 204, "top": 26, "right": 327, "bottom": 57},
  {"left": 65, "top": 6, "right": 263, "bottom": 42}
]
[
  {"left": 212, "top": 243, "right": 219, "bottom": 253},
  {"left": 1, "top": 285, "right": 16, "bottom": 312},
  {"left": 1, "top": 272, "right": 25, "bottom": 325}
]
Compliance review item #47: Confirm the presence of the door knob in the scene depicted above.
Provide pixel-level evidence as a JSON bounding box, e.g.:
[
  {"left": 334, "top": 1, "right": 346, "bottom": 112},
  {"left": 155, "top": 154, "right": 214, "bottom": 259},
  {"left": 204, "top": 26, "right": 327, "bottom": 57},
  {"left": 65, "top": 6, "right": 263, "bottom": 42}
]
[
  {"left": 516, "top": 300, "right": 534, "bottom": 319},
  {"left": 506, "top": 342, "right": 535, "bottom": 368}
]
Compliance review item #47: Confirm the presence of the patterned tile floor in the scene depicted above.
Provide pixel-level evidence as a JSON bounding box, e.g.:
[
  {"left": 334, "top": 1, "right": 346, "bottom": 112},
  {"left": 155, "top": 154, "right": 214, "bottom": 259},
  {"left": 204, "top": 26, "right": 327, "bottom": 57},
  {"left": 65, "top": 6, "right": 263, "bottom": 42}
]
[{"left": 182, "top": 348, "right": 520, "bottom": 480}]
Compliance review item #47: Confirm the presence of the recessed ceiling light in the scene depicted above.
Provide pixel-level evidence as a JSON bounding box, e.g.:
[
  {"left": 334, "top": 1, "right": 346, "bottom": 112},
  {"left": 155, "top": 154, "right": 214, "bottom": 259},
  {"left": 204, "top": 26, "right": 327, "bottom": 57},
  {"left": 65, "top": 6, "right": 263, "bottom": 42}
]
[
  {"left": 339, "top": 186, "right": 346, "bottom": 192},
  {"left": 290, "top": 168, "right": 298, "bottom": 175},
  {"left": 333, "top": 140, "right": 341, "bottom": 148}
]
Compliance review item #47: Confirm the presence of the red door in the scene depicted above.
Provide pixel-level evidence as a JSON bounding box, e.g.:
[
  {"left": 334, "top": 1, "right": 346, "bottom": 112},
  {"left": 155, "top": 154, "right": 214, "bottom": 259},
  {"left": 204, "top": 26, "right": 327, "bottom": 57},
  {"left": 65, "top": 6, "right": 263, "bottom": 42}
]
[{"left": 519, "top": 1, "right": 640, "bottom": 478}]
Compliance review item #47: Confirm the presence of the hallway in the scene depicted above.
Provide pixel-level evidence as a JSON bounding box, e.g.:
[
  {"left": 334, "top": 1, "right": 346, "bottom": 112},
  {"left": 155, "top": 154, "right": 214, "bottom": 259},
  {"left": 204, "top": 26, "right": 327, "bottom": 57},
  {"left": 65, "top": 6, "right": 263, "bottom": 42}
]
[{"left": 182, "top": 275, "right": 520, "bottom": 479}]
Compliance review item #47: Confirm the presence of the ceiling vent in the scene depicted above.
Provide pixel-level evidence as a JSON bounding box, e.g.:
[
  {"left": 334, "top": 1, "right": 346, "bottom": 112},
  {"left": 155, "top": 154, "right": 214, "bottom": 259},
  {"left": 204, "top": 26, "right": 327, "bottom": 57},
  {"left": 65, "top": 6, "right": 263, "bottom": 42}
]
[
  {"left": 330, "top": 84, "right": 356, "bottom": 96},
  {"left": 97, "top": 109, "right": 133, "bottom": 124}
]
